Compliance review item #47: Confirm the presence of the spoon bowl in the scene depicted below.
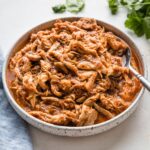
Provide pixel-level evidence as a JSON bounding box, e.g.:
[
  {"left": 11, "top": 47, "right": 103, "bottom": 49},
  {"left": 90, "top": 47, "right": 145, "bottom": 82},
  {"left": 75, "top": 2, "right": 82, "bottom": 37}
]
[{"left": 124, "top": 48, "right": 150, "bottom": 91}]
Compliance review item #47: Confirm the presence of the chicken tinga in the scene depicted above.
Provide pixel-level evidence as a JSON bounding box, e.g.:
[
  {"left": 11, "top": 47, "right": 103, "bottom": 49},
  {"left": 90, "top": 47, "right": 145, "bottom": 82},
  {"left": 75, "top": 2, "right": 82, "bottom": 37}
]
[{"left": 8, "top": 18, "right": 141, "bottom": 126}]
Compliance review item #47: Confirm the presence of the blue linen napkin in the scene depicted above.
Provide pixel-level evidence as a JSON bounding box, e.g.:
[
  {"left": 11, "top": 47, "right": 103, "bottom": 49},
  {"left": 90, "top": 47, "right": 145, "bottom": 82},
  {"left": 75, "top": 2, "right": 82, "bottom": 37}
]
[{"left": 0, "top": 53, "right": 33, "bottom": 150}]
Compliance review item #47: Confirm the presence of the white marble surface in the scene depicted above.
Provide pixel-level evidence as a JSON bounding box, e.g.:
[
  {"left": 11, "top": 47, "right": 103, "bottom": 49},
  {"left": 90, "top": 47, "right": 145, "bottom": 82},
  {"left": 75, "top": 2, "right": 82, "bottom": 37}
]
[{"left": 0, "top": 0, "right": 150, "bottom": 149}]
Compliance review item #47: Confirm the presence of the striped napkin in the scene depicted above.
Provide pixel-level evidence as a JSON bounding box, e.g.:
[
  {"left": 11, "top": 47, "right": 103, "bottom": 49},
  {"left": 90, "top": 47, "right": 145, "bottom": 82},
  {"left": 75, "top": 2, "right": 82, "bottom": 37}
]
[{"left": 0, "top": 53, "right": 33, "bottom": 150}]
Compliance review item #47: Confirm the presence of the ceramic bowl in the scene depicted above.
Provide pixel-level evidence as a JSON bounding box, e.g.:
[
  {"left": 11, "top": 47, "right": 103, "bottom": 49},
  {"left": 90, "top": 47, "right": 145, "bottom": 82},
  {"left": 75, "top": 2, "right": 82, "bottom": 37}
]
[{"left": 2, "top": 17, "right": 145, "bottom": 137}]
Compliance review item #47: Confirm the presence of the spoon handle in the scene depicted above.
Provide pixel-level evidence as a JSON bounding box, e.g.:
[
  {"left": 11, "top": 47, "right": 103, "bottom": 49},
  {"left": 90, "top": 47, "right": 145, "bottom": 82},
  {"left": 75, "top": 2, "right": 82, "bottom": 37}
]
[{"left": 129, "top": 66, "right": 150, "bottom": 91}]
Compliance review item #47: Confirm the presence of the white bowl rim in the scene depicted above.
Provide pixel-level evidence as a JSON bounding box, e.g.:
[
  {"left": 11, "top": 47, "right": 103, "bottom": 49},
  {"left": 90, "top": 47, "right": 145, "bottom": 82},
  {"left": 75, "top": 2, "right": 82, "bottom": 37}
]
[{"left": 2, "top": 17, "right": 146, "bottom": 131}]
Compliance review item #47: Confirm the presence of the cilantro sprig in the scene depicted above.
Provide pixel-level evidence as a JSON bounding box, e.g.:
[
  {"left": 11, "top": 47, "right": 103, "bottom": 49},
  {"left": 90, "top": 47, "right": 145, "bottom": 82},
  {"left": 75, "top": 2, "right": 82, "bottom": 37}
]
[
  {"left": 108, "top": 0, "right": 150, "bottom": 39},
  {"left": 52, "top": 4, "right": 66, "bottom": 13},
  {"left": 52, "top": 0, "right": 85, "bottom": 13}
]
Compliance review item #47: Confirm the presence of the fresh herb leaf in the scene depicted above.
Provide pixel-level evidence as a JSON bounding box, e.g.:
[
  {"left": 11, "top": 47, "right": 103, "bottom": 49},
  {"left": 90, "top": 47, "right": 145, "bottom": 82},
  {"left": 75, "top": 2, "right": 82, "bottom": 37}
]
[
  {"left": 131, "top": 1, "right": 145, "bottom": 11},
  {"left": 66, "top": 0, "right": 85, "bottom": 13},
  {"left": 108, "top": 0, "right": 150, "bottom": 39},
  {"left": 143, "top": 16, "right": 150, "bottom": 38},
  {"left": 108, "top": 0, "right": 119, "bottom": 14},
  {"left": 120, "top": 0, "right": 128, "bottom": 6},
  {"left": 52, "top": 4, "right": 66, "bottom": 13},
  {"left": 125, "top": 11, "right": 144, "bottom": 36},
  {"left": 146, "top": 6, "right": 150, "bottom": 16},
  {"left": 52, "top": 0, "right": 85, "bottom": 14},
  {"left": 120, "top": 0, "right": 145, "bottom": 10}
]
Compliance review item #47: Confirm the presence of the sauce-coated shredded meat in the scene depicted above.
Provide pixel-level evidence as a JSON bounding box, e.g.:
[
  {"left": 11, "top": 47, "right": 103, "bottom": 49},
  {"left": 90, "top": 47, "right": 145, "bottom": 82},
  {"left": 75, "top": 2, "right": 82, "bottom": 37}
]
[{"left": 8, "top": 18, "right": 141, "bottom": 126}]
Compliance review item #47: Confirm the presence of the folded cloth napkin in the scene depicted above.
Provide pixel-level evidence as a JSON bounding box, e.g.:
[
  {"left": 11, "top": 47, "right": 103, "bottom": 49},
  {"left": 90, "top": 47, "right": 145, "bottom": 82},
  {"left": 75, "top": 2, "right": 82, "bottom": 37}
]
[{"left": 0, "top": 53, "right": 33, "bottom": 150}]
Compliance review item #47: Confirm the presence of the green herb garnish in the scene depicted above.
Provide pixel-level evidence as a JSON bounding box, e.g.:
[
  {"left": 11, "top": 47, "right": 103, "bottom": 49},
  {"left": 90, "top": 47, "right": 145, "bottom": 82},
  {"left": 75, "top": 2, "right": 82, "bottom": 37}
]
[
  {"left": 108, "top": 0, "right": 119, "bottom": 14},
  {"left": 52, "top": 4, "right": 66, "bottom": 13},
  {"left": 66, "top": 0, "right": 85, "bottom": 13},
  {"left": 108, "top": 0, "right": 150, "bottom": 39},
  {"left": 52, "top": 0, "right": 85, "bottom": 13}
]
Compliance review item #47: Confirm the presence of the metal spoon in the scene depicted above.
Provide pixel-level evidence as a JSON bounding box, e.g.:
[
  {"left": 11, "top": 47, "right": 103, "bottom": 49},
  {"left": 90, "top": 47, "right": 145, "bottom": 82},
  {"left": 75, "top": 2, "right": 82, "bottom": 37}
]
[{"left": 124, "top": 48, "right": 150, "bottom": 91}]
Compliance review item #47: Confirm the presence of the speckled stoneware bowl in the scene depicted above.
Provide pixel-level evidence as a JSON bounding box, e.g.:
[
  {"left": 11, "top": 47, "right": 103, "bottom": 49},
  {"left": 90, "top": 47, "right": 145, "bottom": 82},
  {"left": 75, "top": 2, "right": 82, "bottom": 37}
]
[{"left": 2, "top": 17, "right": 145, "bottom": 137}]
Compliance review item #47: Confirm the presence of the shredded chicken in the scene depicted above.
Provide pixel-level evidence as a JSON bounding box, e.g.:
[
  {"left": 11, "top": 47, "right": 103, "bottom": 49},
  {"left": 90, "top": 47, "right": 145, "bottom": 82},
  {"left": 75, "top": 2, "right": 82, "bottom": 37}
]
[{"left": 8, "top": 18, "right": 141, "bottom": 126}]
